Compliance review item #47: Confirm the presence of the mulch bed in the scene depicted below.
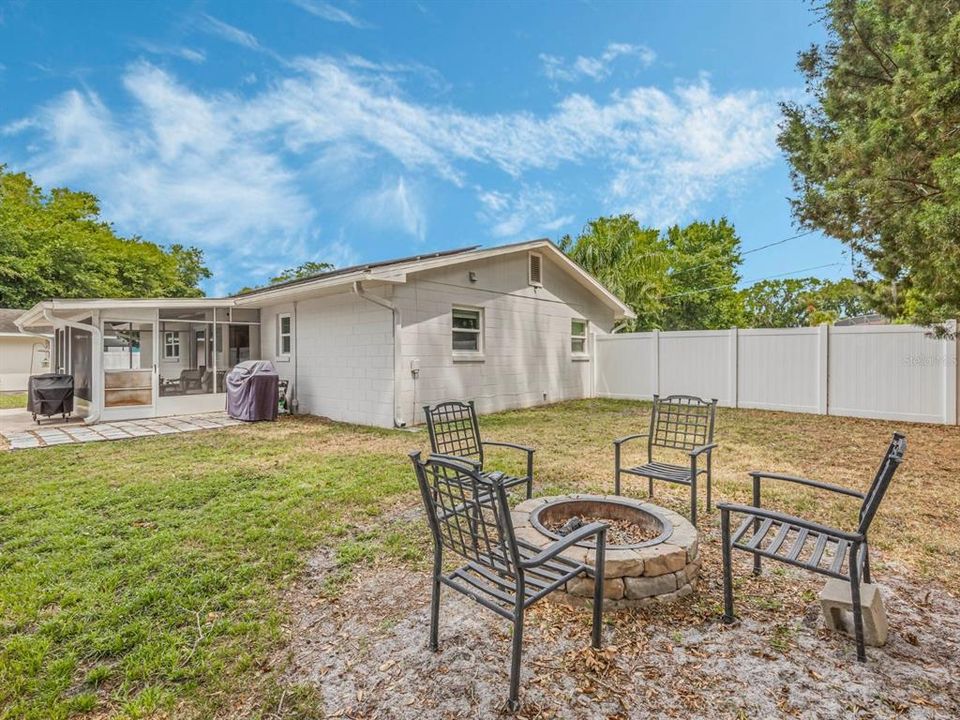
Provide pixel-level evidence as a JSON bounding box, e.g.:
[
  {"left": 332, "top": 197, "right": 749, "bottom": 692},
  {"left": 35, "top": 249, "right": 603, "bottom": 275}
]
[{"left": 276, "top": 521, "right": 960, "bottom": 719}]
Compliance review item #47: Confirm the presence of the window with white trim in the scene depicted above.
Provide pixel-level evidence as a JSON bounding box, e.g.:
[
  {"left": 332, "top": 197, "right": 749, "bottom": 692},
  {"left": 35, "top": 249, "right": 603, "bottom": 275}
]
[
  {"left": 571, "top": 318, "right": 588, "bottom": 355},
  {"left": 277, "top": 314, "right": 292, "bottom": 357},
  {"left": 528, "top": 252, "right": 543, "bottom": 287},
  {"left": 163, "top": 332, "right": 180, "bottom": 360},
  {"left": 452, "top": 307, "right": 483, "bottom": 354}
]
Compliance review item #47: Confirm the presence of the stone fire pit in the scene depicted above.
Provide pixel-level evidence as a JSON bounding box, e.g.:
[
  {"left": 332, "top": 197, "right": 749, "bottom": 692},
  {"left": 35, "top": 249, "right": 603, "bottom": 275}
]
[{"left": 512, "top": 495, "right": 700, "bottom": 609}]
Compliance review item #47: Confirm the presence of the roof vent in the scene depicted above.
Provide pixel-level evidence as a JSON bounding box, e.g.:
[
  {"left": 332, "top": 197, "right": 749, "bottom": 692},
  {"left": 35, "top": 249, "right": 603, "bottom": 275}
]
[{"left": 528, "top": 252, "right": 543, "bottom": 287}]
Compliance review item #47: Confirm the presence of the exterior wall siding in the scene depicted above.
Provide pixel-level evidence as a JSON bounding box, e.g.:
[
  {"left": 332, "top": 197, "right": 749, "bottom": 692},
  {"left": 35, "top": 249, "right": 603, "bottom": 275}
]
[
  {"left": 0, "top": 335, "right": 49, "bottom": 392},
  {"left": 259, "top": 290, "right": 396, "bottom": 427},
  {"left": 394, "top": 252, "right": 618, "bottom": 424}
]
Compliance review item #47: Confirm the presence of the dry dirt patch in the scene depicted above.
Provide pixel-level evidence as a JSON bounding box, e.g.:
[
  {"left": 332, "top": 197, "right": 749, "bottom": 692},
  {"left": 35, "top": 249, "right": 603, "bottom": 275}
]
[{"left": 278, "top": 531, "right": 960, "bottom": 719}]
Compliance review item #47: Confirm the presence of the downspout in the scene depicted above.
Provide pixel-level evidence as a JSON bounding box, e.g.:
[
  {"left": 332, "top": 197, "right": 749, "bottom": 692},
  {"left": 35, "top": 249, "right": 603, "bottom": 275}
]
[
  {"left": 352, "top": 280, "right": 405, "bottom": 428},
  {"left": 292, "top": 301, "right": 299, "bottom": 414},
  {"left": 39, "top": 309, "right": 103, "bottom": 424}
]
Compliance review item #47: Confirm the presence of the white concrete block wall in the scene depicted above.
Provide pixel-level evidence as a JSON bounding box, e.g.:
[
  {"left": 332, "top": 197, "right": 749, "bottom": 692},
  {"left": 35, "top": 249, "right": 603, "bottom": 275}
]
[
  {"left": 394, "top": 252, "right": 618, "bottom": 424},
  {"left": 259, "top": 290, "right": 396, "bottom": 427}
]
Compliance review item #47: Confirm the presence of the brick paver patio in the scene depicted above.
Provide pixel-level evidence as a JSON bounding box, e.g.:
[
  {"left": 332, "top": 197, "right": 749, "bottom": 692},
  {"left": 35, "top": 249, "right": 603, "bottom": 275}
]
[{"left": 1, "top": 412, "right": 243, "bottom": 450}]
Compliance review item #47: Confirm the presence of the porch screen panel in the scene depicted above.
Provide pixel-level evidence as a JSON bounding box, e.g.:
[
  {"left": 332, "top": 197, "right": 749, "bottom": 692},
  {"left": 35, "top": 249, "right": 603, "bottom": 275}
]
[{"left": 69, "top": 325, "right": 92, "bottom": 401}]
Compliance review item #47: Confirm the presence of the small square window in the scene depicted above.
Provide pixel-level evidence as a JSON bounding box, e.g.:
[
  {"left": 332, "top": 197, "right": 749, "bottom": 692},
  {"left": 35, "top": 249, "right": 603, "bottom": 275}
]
[
  {"left": 571, "top": 319, "right": 588, "bottom": 355},
  {"left": 452, "top": 307, "right": 483, "bottom": 354},
  {"left": 278, "top": 314, "right": 292, "bottom": 356},
  {"left": 163, "top": 332, "right": 180, "bottom": 360}
]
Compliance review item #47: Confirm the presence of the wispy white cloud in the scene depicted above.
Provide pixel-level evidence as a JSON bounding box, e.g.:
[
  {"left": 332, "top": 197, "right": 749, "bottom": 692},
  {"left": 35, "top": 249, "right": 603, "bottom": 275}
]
[
  {"left": 354, "top": 176, "right": 426, "bottom": 241},
  {"left": 3, "top": 53, "right": 780, "bottom": 289},
  {"left": 201, "top": 14, "right": 260, "bottom": 50},
  {"left": 289, "top": 0, "right": 369, "bottom": 28},
  {"left": 477, "top": 186, "right": 574, "bottom": 239},
  {"left": 136, "top": 40, "right": 206, "bottom": 64},
  {"left": 540, "top": 43, "right": 656, "bottom": 84}
]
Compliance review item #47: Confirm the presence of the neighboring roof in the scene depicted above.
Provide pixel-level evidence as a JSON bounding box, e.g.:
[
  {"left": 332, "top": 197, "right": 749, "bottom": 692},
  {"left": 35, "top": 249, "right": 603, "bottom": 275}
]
[
  {"left": 0, "top": 308, "right": 25, "bottom": 334},
  {"left": 834, "top": 313, "right": 888, "bottom": 327},
  {"left": 16, "top": 240, "right": 636, "bottom": 326}
]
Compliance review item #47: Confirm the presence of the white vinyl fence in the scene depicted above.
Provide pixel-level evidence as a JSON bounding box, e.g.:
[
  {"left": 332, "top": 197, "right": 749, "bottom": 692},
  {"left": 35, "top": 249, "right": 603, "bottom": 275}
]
[{"left": 594, "top": 321, "right": 959, "bottom": 425}]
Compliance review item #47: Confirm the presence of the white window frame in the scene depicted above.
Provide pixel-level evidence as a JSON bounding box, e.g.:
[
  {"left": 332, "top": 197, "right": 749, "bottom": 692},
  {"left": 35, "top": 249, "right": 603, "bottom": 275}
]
[
  {"left": 277, "top": 313, "right": 292, "bottom": 360},
  {"left": 528, "top": 251, "right": 543, "bottom": 287},
  {"left": 571, "top": 318, "right": 589, "bottom": 358},
  {"left": 452, "top": 306, "right": 484, "bottom": 360},
  {"left": 163, "top": 331, "right": 180, "bottom": 361}
]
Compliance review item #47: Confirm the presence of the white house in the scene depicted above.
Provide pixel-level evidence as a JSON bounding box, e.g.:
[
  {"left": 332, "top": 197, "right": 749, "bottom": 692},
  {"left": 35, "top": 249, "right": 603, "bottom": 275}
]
[
  {"left": 0, "top": 308, "right": 50, "bottom": 393},
  {"left": 13, "top": 239, "right": 634, "bottom": 427}
]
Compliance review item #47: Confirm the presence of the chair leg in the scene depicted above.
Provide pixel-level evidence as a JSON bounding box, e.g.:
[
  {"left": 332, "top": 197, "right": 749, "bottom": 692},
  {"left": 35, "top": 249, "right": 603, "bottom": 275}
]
[
  {"left": 526, "top": 454, "right": 534, "bottom": 499},
  {"left": 591, "top": 529, "right": 606, "bottom": 649},
  {"left": 507, "top": 604, "right": 525, "bottom": 711},
  {"left": 613, "top": 445, "right": 621, "bottom": 495},
  {"left": 706, "top": 455, "right": 713, "bottom": 511},
  {"left": 721, "top": 508, "right": 734, "bottom": 623},
  {"left": 862, "top": 543, "right": 872, "bottom": 584},
  {"left": 429, "top": 547, "right": 442, "bottom": 651},
  {"left": 850, "top": 543, "right": 866, "bottom": 662},
  {"left": 690, "top": 478, "right": 698, "bottom": 527},
  {"left": 648, "top": 476, "right": 654, "bottom": 499}
]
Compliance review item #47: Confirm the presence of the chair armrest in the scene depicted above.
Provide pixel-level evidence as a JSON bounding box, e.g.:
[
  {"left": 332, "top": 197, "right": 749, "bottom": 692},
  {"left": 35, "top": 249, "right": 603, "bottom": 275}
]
[
  {"left": 613, "top": 433, "right": 646, "bottom": 447},
  {"left": 429, "top": 453, "right": 482, "bottom": 470},
  {"left": 482, "top": 440, "right": 535, "bottom": 455},
  {"left": 749, "top": 471, "right": 865, "bottom": 499},
  {"left": 717, "top": 502, "right": 864, "bottom": 543},
  {"left": 520, "top": 521, "right": 608, "bottom": 568},
  {"left": 689, "top": 443, "right": 717, "bottom": 457}
]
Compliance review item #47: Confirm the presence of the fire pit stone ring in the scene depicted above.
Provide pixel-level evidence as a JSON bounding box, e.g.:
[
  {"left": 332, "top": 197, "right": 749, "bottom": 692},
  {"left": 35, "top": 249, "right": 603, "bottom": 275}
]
[{"left": 512, "top": 494, "right": 700, "bottom": 609}]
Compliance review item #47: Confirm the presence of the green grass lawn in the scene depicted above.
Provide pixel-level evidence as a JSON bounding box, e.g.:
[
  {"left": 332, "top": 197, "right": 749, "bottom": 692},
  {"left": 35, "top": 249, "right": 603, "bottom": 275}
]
[
  {"left": 0, "top": 393, "right": 26, "bottom": 410},
  {"left": 1, "top": 399, "right": 957, "bottom": 719}
]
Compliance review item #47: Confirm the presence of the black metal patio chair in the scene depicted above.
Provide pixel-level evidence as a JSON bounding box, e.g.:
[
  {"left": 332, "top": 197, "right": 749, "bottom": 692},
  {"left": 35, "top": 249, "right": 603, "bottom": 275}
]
[
  {"left": 613, "top": 394, "right": 718, "bottom": 526},
  {"left": 719, "top": 432, "right": 906, "bottom": 661},
  {"left": 423, "top": 400, "right": 534, "bottom": 499},
  {"left": 410, "top": 451, "right": 607, "bottom": 711}
]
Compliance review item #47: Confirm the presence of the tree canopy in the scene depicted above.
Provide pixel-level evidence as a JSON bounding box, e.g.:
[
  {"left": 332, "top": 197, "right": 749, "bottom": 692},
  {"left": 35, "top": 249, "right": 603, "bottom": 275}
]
[
  {"left": 562, "top": 214, "right": 866, "bottom": 330},
  {"left": 740, "top": 277, "right": 869, "bottom": 328},
  {"left": 0, "top": 166, "right": 210, "bottom": 307},
  {"left": 778, "top": 0, "right": 960, "bottom": 325},
  {"left": 560, "top": 216, "right": 743, "bottom": 330}
]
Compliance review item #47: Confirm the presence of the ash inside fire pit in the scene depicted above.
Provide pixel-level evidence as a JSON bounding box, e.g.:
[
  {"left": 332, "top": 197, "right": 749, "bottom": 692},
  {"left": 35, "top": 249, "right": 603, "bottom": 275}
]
[{"left": 543, "top": 514, "right": 660, "bottom": 546}]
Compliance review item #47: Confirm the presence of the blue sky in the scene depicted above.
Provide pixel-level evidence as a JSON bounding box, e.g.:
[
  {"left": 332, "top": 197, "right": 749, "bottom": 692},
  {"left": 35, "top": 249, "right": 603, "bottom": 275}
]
[{"left": 0, "top": 0, "right": 850, "bottom": 296}]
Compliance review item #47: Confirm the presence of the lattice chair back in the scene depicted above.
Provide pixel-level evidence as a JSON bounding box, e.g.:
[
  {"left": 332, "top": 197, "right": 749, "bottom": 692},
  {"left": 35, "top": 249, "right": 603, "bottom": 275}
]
[
  {"left": 411, "top": 451, "right": 518, "bottom": 576},
  {"left": 424, "top": 400, "right": 484, "bottom": 466},
  {"left": 649, "top": 394, "right": 717, "bottom": 454},
  {"left": 857, "top": 432, "right": 907, "bottom": 536}
]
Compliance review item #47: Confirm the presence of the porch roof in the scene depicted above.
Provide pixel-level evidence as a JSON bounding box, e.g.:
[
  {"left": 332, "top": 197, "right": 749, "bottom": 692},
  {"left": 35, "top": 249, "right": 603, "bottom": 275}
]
[{"left": 15, "top": 298, "right": 236, "bottom": 330}]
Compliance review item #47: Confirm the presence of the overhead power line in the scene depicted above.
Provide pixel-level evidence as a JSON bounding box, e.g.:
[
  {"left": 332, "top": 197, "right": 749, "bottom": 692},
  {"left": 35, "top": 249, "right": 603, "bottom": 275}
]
[{"left": 659, "top": 262, "right": 843, "bottom": 301}]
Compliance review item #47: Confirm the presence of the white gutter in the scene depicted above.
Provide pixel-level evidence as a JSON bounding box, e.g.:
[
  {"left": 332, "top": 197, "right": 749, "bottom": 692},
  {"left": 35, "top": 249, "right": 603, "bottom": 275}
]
[
  {"left": 352, "top": 281, "right": 405, "bottom": 428},
  {"left": 40, "top": 309, "right": 103, "bottom": 424}
]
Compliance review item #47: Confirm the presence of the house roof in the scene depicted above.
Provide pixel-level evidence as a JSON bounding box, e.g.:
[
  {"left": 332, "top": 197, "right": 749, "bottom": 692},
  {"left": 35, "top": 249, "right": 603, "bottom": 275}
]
[
  {"left": 232, "top": 245, "right": 480, "bottom": 297},
  {"left": 232, "top": 239, "right": 636, "bottom": 319},
  {"left": 15, "top": 239, "right": 635, "bottom": 327}
]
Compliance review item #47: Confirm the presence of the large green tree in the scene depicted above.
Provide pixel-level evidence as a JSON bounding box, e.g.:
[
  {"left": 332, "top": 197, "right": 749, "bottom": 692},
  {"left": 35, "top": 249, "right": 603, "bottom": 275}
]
[
  {"left": 660, "top": 219, "right": 743, "bottom": 330},
  {"left": 561, "top": 216, "right": 744, "bottom": 330},
  {"left": 0, "top": 166, "right": 210, "bottom": 307},
  {"left": 741, "top": 277, "right": 869, "bottom": 327},
  {"left": 779, "top": 0, "right": 960, "bottom": 325},
  {"left": 559, "top": 215, "right": 670, "bottom": 330}
]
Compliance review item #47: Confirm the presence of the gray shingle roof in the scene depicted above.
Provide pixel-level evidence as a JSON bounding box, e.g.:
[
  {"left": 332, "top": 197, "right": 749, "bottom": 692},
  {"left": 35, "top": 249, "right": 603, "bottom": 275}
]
[{"left": 0, "top": 308, "right": 26, "bottom": 334}]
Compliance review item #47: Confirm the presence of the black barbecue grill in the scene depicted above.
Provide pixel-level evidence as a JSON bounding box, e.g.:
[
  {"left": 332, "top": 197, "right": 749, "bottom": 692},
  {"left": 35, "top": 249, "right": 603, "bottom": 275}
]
[{"left": 27, "top": 373, "right": 74, "bottom": 424}]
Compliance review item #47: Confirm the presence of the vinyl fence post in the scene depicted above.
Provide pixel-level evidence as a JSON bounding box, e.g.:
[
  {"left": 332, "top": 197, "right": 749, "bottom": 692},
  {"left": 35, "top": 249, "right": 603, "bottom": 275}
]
[
  {"left": 728, "top": 327, "right": 738, "bottom": 409},
  {"left": 652, "top": 329, "right": 660, "bottom": 400},
  {"left": 944, "top": 319, "right": 958, "bottom": 425},
  {"left": 817, "top": 324, "right": 829, "bottom": 415}
]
